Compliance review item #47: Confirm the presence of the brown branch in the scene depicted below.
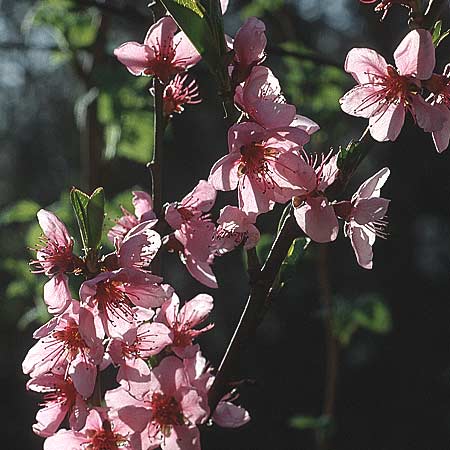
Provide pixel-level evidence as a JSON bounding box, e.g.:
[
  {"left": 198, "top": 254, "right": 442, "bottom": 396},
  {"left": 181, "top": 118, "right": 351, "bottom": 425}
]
[{"left": 208, "top": 213, "right": 301, "bottom": 411}]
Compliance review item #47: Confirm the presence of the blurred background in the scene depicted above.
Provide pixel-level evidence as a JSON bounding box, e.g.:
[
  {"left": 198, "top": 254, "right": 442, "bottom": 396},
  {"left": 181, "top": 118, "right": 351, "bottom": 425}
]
[{"left": 1, "top": 0, "right": 450, "bottom": 449}]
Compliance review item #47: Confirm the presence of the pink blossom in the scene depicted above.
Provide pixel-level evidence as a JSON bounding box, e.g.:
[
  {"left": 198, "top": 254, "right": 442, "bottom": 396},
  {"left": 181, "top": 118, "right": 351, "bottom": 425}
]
[
  {"left": 156, "top": 293, "right": 214, "bottom": 358},
  {"left": 107, "top": 321, "right": 172, "bottom": 397},
  {"left": 230, "top": 18, "right": 267, "bottom": 83},
  {"left": 211, "top": 206, "right": 260, "bottom": 254},
  {"left": 22, "top": 302, "right": 103, "bottom": 397},
  {"left": 334, "top": 168, "right": 390, "bottom": 269},
  {"left": 340, "top": 29, "right": 444, "bottom": 142},
  {"left": 424, "top": 64, "right": 450, "bottom": 152},
  {"left": 114, "top": 16, "right": 201, "bottom": 82},
  {"left": 116, "top": 221, "right": 162, "bottom": 270},
  {"left": 43, "top": 408, "right": 133, "bottom": 450},
  {"left": 235, "top": 66, "right": 296, "bottom": 129},
  {"left": 292, "top": 152, "right": 339, "bottom": 243},
  {"left": 27, "top": 371, "right": 88, "bottom": 437},
  {"left": 165, "top": 181, "right": 218, "bottom": 288},
  {"left": 209, "top": 122, "right": 316, "bottom": 215},
  {"left": 162, "top": 73, "right": 201, "bottom": 117},
  {"left": 183, "top": 351, "right": 250, "bottom": 429},
  {"left": 106, "top": 356, "right": 208, "bottom": 450},
  {"left": 31, "top": 210, "right": 78, "bottom": 315},
  {"left": 79, "top": 268, "right": 169, "bottom": 339},
  {"left": 108, "top": 191, "right": 156, "bottom": 246}
]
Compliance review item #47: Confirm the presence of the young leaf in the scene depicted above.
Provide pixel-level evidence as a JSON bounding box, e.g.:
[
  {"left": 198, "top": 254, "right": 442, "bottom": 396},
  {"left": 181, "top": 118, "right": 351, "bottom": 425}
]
[
  {"left": 70, "top": 187, "right": 90, "bottom": 250},
  {"left": 70, "top": 187, "right": 105, "bottom": 252},
  {"left": 86, "top": 187, "right": 105, "bottom": 251}
]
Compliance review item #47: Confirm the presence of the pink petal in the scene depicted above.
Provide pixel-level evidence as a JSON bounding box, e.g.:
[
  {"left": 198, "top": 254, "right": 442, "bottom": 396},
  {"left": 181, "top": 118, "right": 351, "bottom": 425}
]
[
  {"left": 208, "top": 153, "right": 240, "bottom": 191},
  {"left": 132, "top": 191, "right": 155, "bottom": 221},
  {"left": 353, "top": 197, "right": 390, "bottom": 225},
  {"left": 354, "top": 167, "right": 390, "bottom": 199},
  {"left": 144, "top": 16, "right": 177, "bottom": 50},
  {"left": 179, "top": 294, "right": 213, "bottom": 328},
  {"left": 340, "top": 84, "right": 385, "bottom": 118},
  {"left": 432, "top": 105, "right": 450, "bottom": 153},
  {"left": 152, "top": 356, "right": 188, "bottom": 394},
  {"left": 344, "top": 48, "right": 388, "bottom": 83},
  {"left": 118, "top": 224, "right": 161, "bottom": 269},
  {"left": 293, "top": 197, "right": 339, "bottom": 243},
  {"left": 43, "top": 430, "right": 86, "bottom": 450},
  {"left": 213, "top": 401, "right": 251, "bottom": 428},
  {"left": 117, "top": 358, "right": 152, "bottom": 399},
  {"left": 349, "top": 225, "right": 374, "bottom": 269},
  {"left": 184, "top": 253, "right": 218, "bottom": 289},
  {"left": 244, "top": 224, "right": 261, "bottom": 250},
  {"left": 290, "top": 114, "right": 320, "bottom": 135},
  {"left": 43, "top": 274, "right": 71, "bottom": 315},
  {"left": 234, "top": 17, "right": 266, "bottom": 67},
  {"left": 69, "top": 396, "right": 89, "bottom": 431},
  {"left": 105, "top": 387, "right": 150, "bottom": 432},
  {"left": 411, "top": 95, "right": 446, "bottom": 132},
  {"left": 182, "top": 180, "right": 217, "bottom": 213},
  {"left": 33, "top": 402, "right": 68, "bottom": 437},
  {"left": 37, "top": 209, "right": 71, "bottom": 246},
  {"left": 163, "top": 425, "right": 201, "bottom": 450},
  {"left": 238, "top": 175, "right": 273, "bottom": 214},
  {"left": 173, "top": 32, "right": 202, "bottom": 69},
  {"left": 136, "top": 322, "right": 172, "bottom": 357},
  {"left": 393, "top": 29, "right": 435, "bottom": 79},
  {"left": 114, "top": 42, "right": 153, "bottom": 76},
  {"left": 69, "top": 361, "right": 96, "bottom": 398},
  {"left": 369, "top": 102, "right": 405, "bottom": 141}
]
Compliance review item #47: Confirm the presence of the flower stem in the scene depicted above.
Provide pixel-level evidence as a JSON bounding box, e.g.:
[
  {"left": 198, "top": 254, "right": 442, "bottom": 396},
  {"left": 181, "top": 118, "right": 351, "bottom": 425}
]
[{"left": 150, "top": 78, "right": 167, "bottom": 217}]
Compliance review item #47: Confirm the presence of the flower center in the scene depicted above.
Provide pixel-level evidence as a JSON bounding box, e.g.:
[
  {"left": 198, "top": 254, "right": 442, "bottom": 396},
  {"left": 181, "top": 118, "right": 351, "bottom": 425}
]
[
  {"left": 151, "top": 392, "right": 184, "bottom": 433},
  {"left": 42, "top": 377, "right": 77, "bottom": 408},
  {"left": 32, "top": 237, "right": 74, "bottom": 276},
  {"left": 87, "top": 421, "right": 127, "bottom": 450},
  {"left": 143, "top": 39, "right": 184, "bottom": 82},
  {"left": 95, "top": 280, "right": 135, "bottom": 326},
  {"left": 52, "top": 320, "right": 89, "bottom": 358}
]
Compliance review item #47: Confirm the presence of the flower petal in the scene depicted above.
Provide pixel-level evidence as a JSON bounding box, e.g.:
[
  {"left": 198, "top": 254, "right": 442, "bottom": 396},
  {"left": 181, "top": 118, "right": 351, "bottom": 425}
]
[{"left": 393, "top": 29, "right": 435, "bottom": 79}]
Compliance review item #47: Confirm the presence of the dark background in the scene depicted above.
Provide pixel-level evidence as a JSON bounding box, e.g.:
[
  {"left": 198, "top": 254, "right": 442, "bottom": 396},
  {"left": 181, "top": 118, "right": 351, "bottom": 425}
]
[{"left": 1, "top": 0, "right": 450, "bottom": 449}]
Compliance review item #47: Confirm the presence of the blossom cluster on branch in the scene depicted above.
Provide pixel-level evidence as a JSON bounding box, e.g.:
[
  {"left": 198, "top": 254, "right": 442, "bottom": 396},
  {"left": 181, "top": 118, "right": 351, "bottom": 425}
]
[{"left": 22, "top": 1, "right": 449, "bottom": 448}]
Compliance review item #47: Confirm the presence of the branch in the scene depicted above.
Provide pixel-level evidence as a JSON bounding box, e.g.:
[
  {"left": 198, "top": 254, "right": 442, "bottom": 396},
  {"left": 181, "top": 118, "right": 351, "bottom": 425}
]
[{"left": 208, "top": 213, "right": 301, "bottom": 411}]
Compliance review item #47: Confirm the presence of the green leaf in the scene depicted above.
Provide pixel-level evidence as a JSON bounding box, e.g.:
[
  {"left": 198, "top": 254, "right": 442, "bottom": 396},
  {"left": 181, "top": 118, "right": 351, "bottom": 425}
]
[
  {"left": 432, "top": 20, "right": 442, "bottom": 45},
  {"left": 70, "top": 187, "right": 105, "bottom": 251},
  {"left": 70, "top": 188, "right": 90, "bottom": 250},
  {"left": 0, "top": 200, "right": 40, "bottom": 225},
  {"left": 86, "top": 187, "right": 105, "bottom": 251}
]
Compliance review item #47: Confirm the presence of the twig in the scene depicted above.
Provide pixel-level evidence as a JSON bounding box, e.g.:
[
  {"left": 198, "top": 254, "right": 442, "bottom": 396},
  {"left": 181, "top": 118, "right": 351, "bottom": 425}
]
[
  {"left": 208, "top": 214, "right": 301, "bottom": 411},
  {"left": 316, "top": 244, "right": 339, "bottom": 450}
]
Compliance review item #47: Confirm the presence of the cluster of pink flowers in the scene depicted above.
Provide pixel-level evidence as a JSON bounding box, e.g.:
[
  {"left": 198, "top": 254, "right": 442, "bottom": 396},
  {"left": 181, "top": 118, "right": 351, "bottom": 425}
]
[
  {"left": 25, "top": 3, "right": 450, "bottom": 447},
  {"left": 340, "top": 29, "right": 450, "bottom": 152},
  {"left": 24, "top": 192, "right": 249, "bottom": 450}
]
